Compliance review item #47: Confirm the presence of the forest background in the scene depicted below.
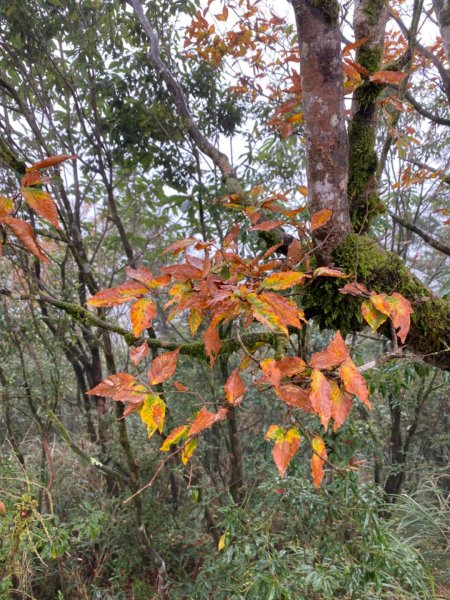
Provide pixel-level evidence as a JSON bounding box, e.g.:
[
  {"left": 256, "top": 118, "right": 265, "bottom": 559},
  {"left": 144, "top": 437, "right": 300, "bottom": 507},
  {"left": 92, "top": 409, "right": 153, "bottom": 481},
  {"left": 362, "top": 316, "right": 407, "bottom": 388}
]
[{"left": 0, "top": 0, "right": 449, "bottom": 598}]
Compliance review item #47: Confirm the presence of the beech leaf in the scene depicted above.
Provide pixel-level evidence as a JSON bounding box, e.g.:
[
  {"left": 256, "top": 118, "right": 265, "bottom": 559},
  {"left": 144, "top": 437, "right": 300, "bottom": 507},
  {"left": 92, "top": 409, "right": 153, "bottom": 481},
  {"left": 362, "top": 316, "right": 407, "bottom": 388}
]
[
  {"left": 224, "top": 368, "right": 245, "bottom": 406},
  {"left": 148, "top": 348, "right": 180, "bottom": 386},
  {"left": 188, "top": 406, "right": 228, "bottom": 437},
  {"left": 130, "top": 297, "right": 157, "bottom": 337}
]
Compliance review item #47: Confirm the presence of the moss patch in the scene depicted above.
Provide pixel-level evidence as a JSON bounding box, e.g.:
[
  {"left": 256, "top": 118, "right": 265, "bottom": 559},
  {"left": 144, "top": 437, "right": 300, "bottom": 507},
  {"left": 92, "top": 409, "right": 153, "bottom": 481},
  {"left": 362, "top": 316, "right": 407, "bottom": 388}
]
[
  {"left": 309, "top": 0, "right": 340, "bottom": 25},
  {"left": 305, "top": 234, "right": 450, "bottom": 369}
]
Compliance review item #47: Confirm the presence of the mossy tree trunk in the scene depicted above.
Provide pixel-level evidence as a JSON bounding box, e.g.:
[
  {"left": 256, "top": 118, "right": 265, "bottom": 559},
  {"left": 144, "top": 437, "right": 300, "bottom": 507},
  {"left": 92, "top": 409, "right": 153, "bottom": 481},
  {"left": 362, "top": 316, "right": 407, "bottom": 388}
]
[{"left": 292, "top": 0, "right": 450, "bottom": 370}]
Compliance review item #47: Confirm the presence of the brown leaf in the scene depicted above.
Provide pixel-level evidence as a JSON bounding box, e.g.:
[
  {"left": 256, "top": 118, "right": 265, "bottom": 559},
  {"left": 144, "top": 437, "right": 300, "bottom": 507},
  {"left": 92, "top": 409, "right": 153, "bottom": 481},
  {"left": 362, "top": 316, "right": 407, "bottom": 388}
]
[
  {"left": 148, "top": 348, "right": 180, "bottom": 386},
  {"left": 87, "top": 373, "right": 147, "bottom": 404},
  {"left": 339, "top": 281, "right": 368, "bottom": 297},
  {"left": 224, "top": 368, "right": 245, "bottom": 406},
  {"left": 0, "top": 500, "right": 6, "bottom": 514},
  {"left": 313, "top": 267, "right": 350, "bottom": 279},
  {"left": 276, "top": 383, "right": 313, "bottom": 411}
]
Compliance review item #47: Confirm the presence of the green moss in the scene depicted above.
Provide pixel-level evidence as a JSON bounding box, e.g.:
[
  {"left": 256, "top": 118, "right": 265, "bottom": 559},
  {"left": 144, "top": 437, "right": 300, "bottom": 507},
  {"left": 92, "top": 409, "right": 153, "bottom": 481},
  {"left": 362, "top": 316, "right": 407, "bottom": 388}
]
[
  {"left": 362, "top": 0, "right": 388, "bottom": 25},
  {"left": 335, "top": 235, "right": 450, "bottom": 366},
  {"left": 358, "top": 46, "right": 384, "bottom": 75},
  {"left": 348, "top": 113, "right": 385, "bottom": 231},
  {"left": 309, "top": 0, "right": 340, "bottom": 25}
]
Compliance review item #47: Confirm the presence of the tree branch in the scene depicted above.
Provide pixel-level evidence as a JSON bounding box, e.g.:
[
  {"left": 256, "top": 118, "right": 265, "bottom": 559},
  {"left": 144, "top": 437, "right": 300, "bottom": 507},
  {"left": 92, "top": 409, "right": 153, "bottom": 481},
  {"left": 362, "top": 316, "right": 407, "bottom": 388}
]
[{"left": 388, "top": 210, "right": 450, "bottom": 256}]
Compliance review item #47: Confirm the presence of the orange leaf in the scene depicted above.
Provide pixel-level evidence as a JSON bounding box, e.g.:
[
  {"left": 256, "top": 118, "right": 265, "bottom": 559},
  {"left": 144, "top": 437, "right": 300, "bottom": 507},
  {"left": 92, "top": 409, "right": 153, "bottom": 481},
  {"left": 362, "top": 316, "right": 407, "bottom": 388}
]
[
  {"left": 309, "top": 369, "right": 332, "bottom": 430},
  {"left": 130, "top": 298, "right": 157, "bottom": 337},
  {"left": 125, "top": 265, "right": 154, "bottom": 286},
  {"left": 260, "top": 357, "right": 282, "bottom": 388},
  {"left": 189, "top": 308, "right": 202, "bottom": 335},
  {"left": 339, "top": 359, "right": 371, "bottom": 409},
  {"left": 310, "top": 331, "right": 349, "bottom": 370},
  {"left": 369, "top": 70, "right": 407, "bottom": 84},
  {"left": 224, "top": 368, "right": 245, "bottom": 406},
  {"left": 203, "top": 323, "right": 222, "bottom": 367},
  {"left": 130, "top": 342, "right": 149, "bottom": 366},
  {"left": 313, "top": 267, "right": 350, "bottom": 278},
  {"left": 0, "top": 500, "right": 6, "bottom": 514},
  {"left": 247, "top": 292, "right": 288, "bottom": 335},
  {"left": 311, "top": 436, "right": 327, "bottom": 488},
  {"left": 148, "top": 348, "right": 180, "bottom": 386},
  {"left": 276, "top": 383, "right": 313, "bottom": 411},
  {"left": 160, "top": 425, "right": 189, "bottom": 451},
  {"left": 342, "top": 36, "right": 369, "bottom": 56},
  {"left": 330, "top": 381, "right": 353, "bottom": 431},
  {"left": 86, "top": 282, "right": 149, "bottom": 307},
  {"left": 248, "top": 219, "right": 285, "bottom": 231},
  {"left": 173, "top": 381, "right": 189, "bottom": 392},
  {"left": 261, "top": 271, "right": 310, "bottom": 290},
  {"left": 388, "top": 292, "right": 414, "bottom": 343},
  {"left": 21, "top": 187, "right": 60, "bottom": 229},
  {"left": 275, "top": 356, "right": 306, "bottom": 377},
  {"left": 215, "top": 5, "right": 228, "bottom": 20},
  {"left": 87, "top": 373, "right": 148, "bottom": 404},
  {"left": 0, "top": 196, "right": 14, "bottom": 218},
  {"left": 361, "top": 299, "right": 388, "bottom": 331},
  {"left": 188, "top": 406, "right": 228, "bottom": 437},
  {"left": 1, "top": 216, "right": 48, "bottom": 262},
  {"left": 139, "top": 393, "right": 166, "bottom": 437},
  {"left": 163, "top": 237, "right": 199, "bottom": 255},
  {"left": 266, "top": 426, "right": 301, "bottom": 478},
  {"left": 261, "top": 292, "right": 304, "bottom": 330},
  {"left": 26, "top": 154, "right": 77, "bottom": 172},
  {"left": 310, "top": 209, "right": 332, "bottom": 231}
]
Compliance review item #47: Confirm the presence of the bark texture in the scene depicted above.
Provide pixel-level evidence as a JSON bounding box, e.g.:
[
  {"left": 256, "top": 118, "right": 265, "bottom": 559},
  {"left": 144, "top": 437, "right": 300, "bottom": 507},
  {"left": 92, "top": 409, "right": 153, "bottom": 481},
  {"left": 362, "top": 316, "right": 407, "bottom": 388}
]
[{"left": 292, "top": 0, "right": 351, "bottom": 263}]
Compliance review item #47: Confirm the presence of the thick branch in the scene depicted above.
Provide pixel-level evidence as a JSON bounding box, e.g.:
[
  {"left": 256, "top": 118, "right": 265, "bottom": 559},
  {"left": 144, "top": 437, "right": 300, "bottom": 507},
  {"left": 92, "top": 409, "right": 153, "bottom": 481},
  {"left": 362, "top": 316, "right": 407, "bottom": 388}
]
[
  {"left": 127, "top": 0, "right": 241, "bottom": 195},
  {"left": 388, "top": 210, "right": 450, "bottom": 256}
]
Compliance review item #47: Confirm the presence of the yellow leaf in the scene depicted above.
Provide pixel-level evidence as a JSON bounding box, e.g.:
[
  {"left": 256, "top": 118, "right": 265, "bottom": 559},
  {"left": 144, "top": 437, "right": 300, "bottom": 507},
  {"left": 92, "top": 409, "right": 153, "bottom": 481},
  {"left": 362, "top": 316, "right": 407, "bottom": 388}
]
[{"left": 218, "top": 533, "right": 227, "bottom": 551}]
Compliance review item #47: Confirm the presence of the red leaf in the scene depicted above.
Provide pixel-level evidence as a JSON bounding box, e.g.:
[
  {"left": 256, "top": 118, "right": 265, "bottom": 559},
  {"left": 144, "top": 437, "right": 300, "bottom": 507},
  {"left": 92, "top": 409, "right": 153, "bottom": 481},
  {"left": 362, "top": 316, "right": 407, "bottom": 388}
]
[
  {"left": 130, "top": 297, "right": 157, "bottom": 337},
  {"left": 86, "top": 282, "right": 149, "bottom": 307},
  {"left": 339, "top": 359, "right": 371, "bottom": 409},
  {"left": 1, "top": 216, "right": 48, "bottom": 262},
  {"left": 203, "top": 323, "right": 222, "bottom": 367},
  {"left": 21, "top": 187, "right": 60, "bottom": 229},
  {"left": 310, "top": 331, "right": 349, "bottom": 370},
  {"left": 311, "top": 436, "right": 327, "bottom": 488},
  {"left": 26, "top": 155, "right": 77, "bottom": 171},
  {"left": 309, "top": 369, "right": 332, "bottom": 430},
  {"left": 188, "top": 406, "right": 228, "bottom": 437},
  {"left": 310, "top": 209, "right": 332, "bottom": 231},
  {"left": 148, "top": 348, "right": 180, "bottom": 385},
  {"left": 224, "top": 368, "right": 245, "bottom": 406},
  {"left": 130, "top": 342, "right": 149, "bottom": 366},
  {"left": 248, "top": 219, "right": 285, "bottom": 231}
]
